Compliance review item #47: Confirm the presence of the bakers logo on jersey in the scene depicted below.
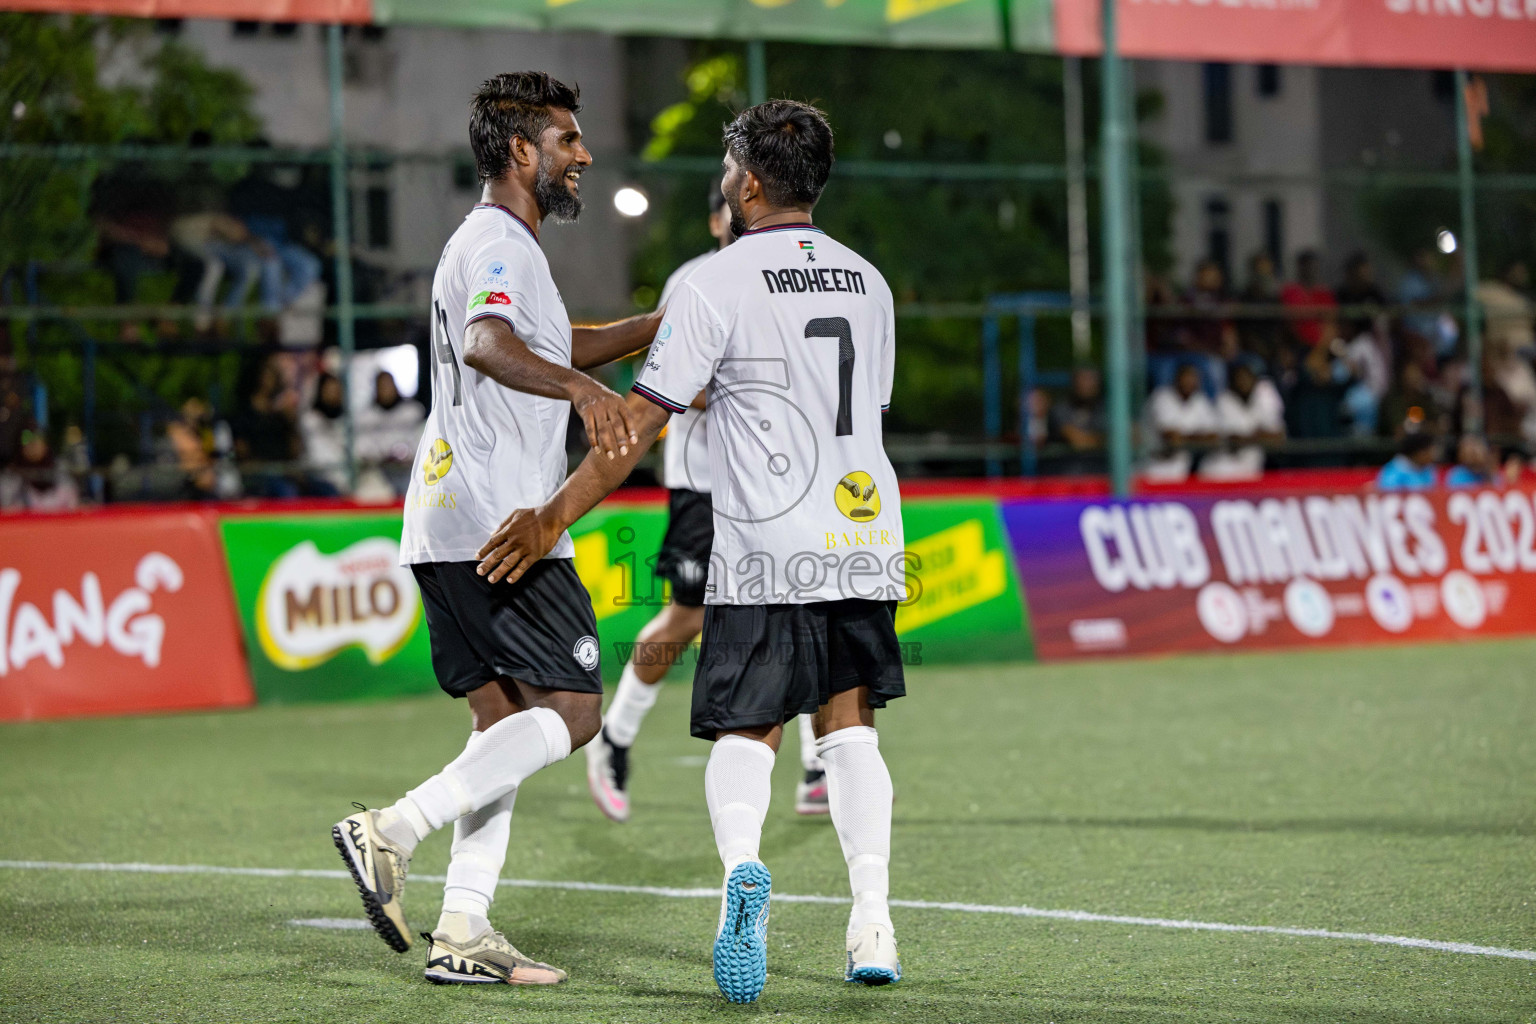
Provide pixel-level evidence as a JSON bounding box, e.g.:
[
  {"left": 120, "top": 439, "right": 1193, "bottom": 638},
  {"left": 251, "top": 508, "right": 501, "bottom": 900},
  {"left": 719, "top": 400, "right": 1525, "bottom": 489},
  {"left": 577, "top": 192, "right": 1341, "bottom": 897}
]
[
  {"left": 422, "top": 439, "right": 454, "bottom": 485},
  {"left": 834, "top": 471, "right": 881, "bottom": 521}
]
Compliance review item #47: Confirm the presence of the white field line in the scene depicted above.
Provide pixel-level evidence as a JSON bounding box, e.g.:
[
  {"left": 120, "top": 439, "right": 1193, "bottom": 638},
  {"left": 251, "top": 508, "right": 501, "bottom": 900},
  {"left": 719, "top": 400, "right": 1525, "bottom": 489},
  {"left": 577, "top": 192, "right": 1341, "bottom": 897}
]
[{"left": 2, "top": 859, "right": 1532, "bottom": 963}]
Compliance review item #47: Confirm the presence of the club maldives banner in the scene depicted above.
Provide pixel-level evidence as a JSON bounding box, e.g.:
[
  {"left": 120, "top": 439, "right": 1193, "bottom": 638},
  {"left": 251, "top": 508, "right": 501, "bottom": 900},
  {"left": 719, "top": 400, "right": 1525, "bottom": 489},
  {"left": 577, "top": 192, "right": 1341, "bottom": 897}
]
[
  {"left": 1054, "top": 0, "right": 1536, "bottom": 73},
  {"left": 0, "top": 511, "right": 253, "bottom": 721},
  {"left": 1005, "top": 486, "right": 1536, "bottom": 660}
]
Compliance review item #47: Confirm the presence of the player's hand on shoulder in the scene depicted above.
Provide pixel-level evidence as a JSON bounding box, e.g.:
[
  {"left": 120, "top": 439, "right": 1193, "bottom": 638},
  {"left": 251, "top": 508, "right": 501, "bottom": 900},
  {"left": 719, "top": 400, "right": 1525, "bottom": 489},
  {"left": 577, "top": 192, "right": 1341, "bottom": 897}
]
[
  {"left": 476, "top": 507, "right": 560, "bottom": 585},
  {"left": 569, "top": 375, "right": 638, "bottom": 460}
]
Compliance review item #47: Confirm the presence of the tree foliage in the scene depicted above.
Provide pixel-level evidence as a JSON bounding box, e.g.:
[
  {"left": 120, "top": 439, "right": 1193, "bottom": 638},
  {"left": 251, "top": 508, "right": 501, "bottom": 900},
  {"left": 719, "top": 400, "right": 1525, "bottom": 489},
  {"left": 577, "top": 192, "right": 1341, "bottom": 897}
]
[
  {"left": 0, "top": 14, "right": 263, "bottom": 273},
  {"left": 630, "top": 42, "right": 1173, "bottom": 435}
]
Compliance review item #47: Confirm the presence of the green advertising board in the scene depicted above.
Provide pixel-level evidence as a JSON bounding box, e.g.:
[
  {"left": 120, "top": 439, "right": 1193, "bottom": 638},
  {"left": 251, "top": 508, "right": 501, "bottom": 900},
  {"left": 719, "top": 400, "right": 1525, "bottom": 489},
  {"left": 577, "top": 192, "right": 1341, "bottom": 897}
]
[
  {"left": 220, "top": 513, "right": 437, "bottom": 704},
  {"left": 371, "top": 0, "right": 1057, "bottom": 53},
  {"left": 894, "top": 498, "right": 1032, "bottom": 664},
  {"left": 216, "top": 496, "right": 1032, "bottom": 704}
]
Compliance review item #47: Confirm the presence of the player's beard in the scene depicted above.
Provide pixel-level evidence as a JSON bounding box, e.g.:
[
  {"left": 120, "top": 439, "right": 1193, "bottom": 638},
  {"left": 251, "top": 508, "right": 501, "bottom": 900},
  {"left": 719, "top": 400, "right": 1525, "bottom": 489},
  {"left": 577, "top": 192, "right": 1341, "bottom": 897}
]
[
  {"left": 534, "top": 148, "right": 584, "bottom": 223},
  {"left": 724, "top": 188, "right": 749, "bottom": 238}
]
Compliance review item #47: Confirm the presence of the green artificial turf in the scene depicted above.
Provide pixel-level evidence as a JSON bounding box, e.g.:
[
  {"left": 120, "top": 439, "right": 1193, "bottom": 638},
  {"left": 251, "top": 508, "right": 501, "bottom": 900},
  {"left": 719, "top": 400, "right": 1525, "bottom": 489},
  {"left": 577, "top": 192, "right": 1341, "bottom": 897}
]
[{"left": 1, "top": 640, "right": 1533, "bottom": 1022}]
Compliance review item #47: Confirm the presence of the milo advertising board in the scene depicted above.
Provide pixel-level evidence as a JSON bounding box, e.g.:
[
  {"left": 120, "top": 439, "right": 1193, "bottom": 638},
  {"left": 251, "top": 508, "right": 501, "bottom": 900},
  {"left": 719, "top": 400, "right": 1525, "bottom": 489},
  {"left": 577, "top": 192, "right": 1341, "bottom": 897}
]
[{"left": 220, "top": 513, "right": 434, "bottom": 703}]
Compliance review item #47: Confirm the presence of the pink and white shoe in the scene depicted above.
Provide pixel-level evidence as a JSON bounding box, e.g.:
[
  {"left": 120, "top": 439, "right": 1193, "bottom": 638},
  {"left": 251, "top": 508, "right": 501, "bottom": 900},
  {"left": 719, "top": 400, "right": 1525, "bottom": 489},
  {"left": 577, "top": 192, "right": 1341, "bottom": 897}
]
[
  {"left": 585, "top": 727, "right": 631, "bottom": 823},
  {"left": 794, "top": 768, "right": 830, "bottom": 816}
]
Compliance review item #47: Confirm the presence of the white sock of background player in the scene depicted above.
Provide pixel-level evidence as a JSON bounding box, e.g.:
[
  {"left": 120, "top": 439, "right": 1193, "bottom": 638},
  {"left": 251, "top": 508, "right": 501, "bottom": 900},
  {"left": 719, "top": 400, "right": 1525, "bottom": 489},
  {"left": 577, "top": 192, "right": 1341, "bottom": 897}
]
[
  {"left": 798, "top": 714, "right": 824, "bottom": 775},
  {"left": 704, "top": 734, "right": 775, "bottom": 873},
  {"left": 372, "top": 707, "right": 571, "bottom": 856},
  {"left": 603, "top": 663, "right": 659, "bottom": 747},
  {"left": 818, "top": 725, "right": 894, "bottom": 938}
]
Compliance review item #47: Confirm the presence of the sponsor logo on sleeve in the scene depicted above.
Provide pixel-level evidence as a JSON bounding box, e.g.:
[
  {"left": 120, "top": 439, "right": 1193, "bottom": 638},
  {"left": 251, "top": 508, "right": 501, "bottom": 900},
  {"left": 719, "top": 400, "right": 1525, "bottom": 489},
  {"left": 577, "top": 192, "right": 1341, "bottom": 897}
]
[{"left": 470, "top": 291, "right": 512, "bottom": 309}]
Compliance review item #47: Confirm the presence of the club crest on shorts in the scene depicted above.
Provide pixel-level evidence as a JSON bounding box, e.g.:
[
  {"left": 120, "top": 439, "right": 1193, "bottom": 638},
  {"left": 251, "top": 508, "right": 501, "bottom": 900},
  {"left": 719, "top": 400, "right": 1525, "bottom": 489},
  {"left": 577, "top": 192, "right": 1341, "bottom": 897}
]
[
  {"left": 834, "top": 471, "right": 881, "bottom": 522},
  {"left": 572, "top": 635, "right": 599, "bottom": 671},
  {"left": 422, "top": 439, "right": 453, "bottom": 485}
]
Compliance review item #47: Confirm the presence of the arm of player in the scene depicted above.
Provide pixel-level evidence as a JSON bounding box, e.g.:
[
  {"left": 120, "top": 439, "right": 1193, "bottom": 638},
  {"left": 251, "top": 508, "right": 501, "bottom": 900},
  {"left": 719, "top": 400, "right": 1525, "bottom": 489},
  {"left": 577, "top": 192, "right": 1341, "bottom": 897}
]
[
  {"left": 569, "top": 309, "right": 666, "bottom": 370},
  {"left": 463, "top": 317, "right": 637, "bottom": 459},
  {"left": 475, "top": 393, "right": 671, "bottom": 584}
]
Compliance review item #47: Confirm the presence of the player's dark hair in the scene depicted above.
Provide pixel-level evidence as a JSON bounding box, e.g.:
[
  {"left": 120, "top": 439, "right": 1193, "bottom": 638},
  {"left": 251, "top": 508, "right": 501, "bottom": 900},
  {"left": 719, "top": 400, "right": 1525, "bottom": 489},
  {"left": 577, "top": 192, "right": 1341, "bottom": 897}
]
[
  {"left": 469, "top": 72, "right": 582, "bottom": 185},
  {"left": 1401, "top": 432, "right": 1436, "bottom": 458},
  {"left": 722, "top": 100, "right": 834, "bottom": 208}
]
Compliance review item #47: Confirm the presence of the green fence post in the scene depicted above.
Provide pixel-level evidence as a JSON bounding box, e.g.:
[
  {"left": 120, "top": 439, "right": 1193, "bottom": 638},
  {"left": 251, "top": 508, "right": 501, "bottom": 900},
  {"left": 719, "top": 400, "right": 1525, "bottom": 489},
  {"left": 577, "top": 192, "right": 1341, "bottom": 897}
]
[
  {"left": 1454, "top": 67, "right": 1483, "bottom": 437},
  {"left": 1100, "top": 0, "right": 1133, "bottom": 497},
  {"left": 747, "top": 40, "right": 768, "bottom": 105},
  {"left": 327, "top": 23, "right": 358, "bottom": 491}
]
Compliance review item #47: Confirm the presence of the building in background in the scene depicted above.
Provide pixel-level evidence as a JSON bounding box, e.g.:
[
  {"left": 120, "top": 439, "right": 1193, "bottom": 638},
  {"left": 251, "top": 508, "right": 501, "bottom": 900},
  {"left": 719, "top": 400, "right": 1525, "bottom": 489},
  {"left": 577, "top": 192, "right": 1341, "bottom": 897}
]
[{"left": 154, "top": 20, "right": 642, "bottom": 320}]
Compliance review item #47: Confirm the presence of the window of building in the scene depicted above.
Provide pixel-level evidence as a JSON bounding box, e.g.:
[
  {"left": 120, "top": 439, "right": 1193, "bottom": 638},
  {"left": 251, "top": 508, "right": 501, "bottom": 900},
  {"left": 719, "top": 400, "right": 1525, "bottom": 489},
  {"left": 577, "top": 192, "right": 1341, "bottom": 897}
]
[
  {"left": 366, "top": 187, "right": 392, "bottom": 250},
  {"left": 1263, "top": 199, "right": 1284, "bottom": 272},
  {"left": 1256, "top": 64, "right": 1281, "bottom": 98},
  {"left": 1205, "top": 197, "right": 1231, "bottom": 283},
  {"left": 1203, "top": 64, "right": 1233, "bottom": 144},
  {"left": 232, "top": 20, "right": 260, "bottom": 36}
]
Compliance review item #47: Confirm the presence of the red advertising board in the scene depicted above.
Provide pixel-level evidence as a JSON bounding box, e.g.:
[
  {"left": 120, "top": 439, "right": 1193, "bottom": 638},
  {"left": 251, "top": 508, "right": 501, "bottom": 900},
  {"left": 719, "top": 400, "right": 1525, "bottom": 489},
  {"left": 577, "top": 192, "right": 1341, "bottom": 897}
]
[
  {"left": 1055, "top": 0, "right": 1536, "bottom": 73},
  {"left": 1, "top": 0, "right": 367, "bottom": 20},
  {"left": 1006, "top": 487, "right": 1536, "bottom": 660},
  {"left": 0, "top": 511, "right": 254, "bottom": 721}
]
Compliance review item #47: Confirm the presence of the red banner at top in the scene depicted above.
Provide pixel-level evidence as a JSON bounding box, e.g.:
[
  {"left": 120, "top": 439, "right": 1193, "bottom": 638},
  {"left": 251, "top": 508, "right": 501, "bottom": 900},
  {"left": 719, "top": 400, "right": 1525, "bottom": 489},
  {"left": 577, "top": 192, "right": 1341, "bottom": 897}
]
[
  {"left": 1056, "top": 0, "right": 1536, "bottom": 72},
  {"left": 3, "top": 0, "right": 368, "bottom": 22}
]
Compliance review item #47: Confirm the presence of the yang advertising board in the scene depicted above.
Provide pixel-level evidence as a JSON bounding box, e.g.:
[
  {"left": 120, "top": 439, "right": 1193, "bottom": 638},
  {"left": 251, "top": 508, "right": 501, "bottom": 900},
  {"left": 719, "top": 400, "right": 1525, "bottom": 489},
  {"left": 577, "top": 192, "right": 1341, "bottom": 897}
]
[
  {"left": 1006, "top": 488, "right": 1536, "bottom": 659},
  {"left": 0, "top": 512, "right": 253, "bottom": 721}
]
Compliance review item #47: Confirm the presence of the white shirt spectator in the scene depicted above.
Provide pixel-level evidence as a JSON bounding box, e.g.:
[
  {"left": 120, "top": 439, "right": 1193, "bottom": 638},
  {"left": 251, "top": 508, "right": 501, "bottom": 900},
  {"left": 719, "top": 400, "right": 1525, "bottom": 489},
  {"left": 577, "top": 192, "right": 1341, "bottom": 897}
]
[
  {"left": 1147, "top": 386, "right": 1217, "bottom": 441},
  {"left": 358, "top": 398, "right": 426, "bottom": 465},
  {"left": 299, "top": 409, "right": 349, "bottom": 493},
  {"left": 1215, "top": 378, "right": 1285, "bottom": 439}
]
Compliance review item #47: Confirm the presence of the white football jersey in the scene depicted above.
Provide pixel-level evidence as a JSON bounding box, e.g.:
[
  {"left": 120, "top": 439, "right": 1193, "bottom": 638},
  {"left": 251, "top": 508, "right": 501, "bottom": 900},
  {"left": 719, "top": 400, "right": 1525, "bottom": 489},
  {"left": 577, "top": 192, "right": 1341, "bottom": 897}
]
[
  {"left": 633, "top": 223, "right": 903, "bottom": 605},
  {"left": 657, "top": 251, "right": 714, "bottom": 494},
  {"left": 401, "top": 203, "right": 575, "bottom": 564}
]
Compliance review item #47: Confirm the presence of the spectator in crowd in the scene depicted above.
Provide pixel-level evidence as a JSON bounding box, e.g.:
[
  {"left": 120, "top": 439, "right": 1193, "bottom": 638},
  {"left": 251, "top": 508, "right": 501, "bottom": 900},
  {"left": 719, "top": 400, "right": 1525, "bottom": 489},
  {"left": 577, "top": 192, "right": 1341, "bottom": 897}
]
[
  {"left": 1145, "top": 362, "right": 1219, "bottom": 481},
  {"left": 1203, "top": 361, "right": 1285, "bottom": 480},
  {"left": 1237, "top": 251, "right": 1285, "bottom": 366},
  {"left": 1334, "top": 251, "right": 1387, "bottom": 343},
  {"left": 1379, "top": 361, "right": 1448, "bottom": 440},
  {"left": 1479, "top": 260, "right": 1534, "bottom": 363},
  {"left": 90, "top": 173, "right": 179, "bottom": 342},
  {"left": 233, "top": 353, "right": 301, "bottom": 497},
  {"left": 1398, "top": 247, "right": 1458, "bottom": 360},
  {"left": 1286, "top": 339, "right": 1351, "bottom": 441},
  {"left": 1342, "top": 316, "right": 1391, "bottom": 438},
  {"left": 1048, "top": 366, "right": 1105, "bottom": 452},
  {"left": 1281, "top": 250, "right": 1337, "bottom": 350},
  {"left": 299, "top": 372, "right": 350, "bottom": 496},
  {"left": 358, "top": 370, "right": 426, "bottom": 495},
  {"left": 1376, "top": 432, "right": 1440, "bottom": 491},
  {"left": 164, "top": 398, "right": 239, "bottom": 501},
  {"left": 1500, "top": 445, "right": 1529, "bottom": 487},
  {"left": 1445, "top": 434, "right": 1497, "bottom": 489},
  {"left": 0, "top": 425, "right": 80, "bottom": 511},
  {"left": 1175, "top": 259, "right": 1236, "bottom": 396},
  {"left": 169, "top": 210, "right": 267, "bottom": 334}
]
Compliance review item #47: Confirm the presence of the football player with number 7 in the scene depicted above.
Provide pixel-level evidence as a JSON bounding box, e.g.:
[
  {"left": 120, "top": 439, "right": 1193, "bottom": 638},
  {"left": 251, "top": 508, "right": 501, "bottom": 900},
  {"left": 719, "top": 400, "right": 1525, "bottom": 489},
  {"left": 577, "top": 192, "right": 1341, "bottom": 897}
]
[{"left": 476, "top": 99, "right": 908, "bottom": 1004}]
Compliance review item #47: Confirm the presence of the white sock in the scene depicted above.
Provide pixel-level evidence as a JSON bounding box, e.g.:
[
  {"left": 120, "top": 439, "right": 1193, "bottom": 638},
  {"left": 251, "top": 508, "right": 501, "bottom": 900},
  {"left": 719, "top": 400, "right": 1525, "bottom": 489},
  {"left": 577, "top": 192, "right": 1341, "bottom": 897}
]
[
  {"left": 704, "top": 734, "right": 776, "bottom": 873},
  {"left": 378, "top": 707, "right": 571, "bottom": 856},
  {"left": 798, "top": 714, "right": 824, "bottom": 774},
  {"left": 818, "top": 726, "right": 894, "bottom": 938},
  {"left": 436, "top": 732, "right": 517, "bottom": 928},
  {"left": 603, "top": 663, "right": 660, "bottom": 748}
]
